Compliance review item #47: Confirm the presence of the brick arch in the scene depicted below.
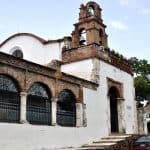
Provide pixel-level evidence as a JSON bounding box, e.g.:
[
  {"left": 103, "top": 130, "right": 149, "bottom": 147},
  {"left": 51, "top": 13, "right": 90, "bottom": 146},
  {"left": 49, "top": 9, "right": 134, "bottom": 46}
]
[
  {"left": 107, "top": 78, "right": 124, "bottom": 99},
  {"left": 86, "top": 1, "right": 100, "bottom": 8},
  {"left": 57, "top": 89, "right": 77, "bottom": 101},
  {"left": 27, "top": 82, "right": 52, "bottom": 98},
  {"left": 86, "top": 2, "right": 96, "bottom": 12},
  {"left": 108, "top": 86, "right": 121, "bottom": 99},
  {"left": 56, "top": 86, "right": 79, "bottom": 102},
  {"left": 86, "top": 1, "right": 101, "bottom": 18},
  {"left": 0, "top": 72, "right": 22, "bottom": 92},
  {"left": 26, "top": 76, "right": 55, "bottom": 98}
]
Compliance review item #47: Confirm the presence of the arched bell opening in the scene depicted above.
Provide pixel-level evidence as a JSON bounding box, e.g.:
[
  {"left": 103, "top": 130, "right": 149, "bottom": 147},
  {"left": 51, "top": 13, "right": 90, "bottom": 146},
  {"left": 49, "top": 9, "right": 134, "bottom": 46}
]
[
  {"left": 79, "top": 29, "right": 87, "bottom": 46},
  {"left": 87, "top": 5, "right": 95, "bottom": 16}
]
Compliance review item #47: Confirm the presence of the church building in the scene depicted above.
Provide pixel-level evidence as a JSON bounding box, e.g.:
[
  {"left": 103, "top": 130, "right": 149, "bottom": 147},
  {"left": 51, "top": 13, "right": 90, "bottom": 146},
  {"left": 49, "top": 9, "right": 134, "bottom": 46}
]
[{"left": 0, "top": 1, "right": 137, "bottom": 149}]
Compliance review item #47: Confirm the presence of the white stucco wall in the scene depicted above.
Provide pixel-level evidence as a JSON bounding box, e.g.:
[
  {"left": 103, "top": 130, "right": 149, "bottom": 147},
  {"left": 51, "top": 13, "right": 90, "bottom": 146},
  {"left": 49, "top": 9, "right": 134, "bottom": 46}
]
[
  {"left": 0, "top": 58, "right": 137, "bottom": 149},
  {"left": 0, "top": 35, "right": 64, "bottom": 65},
  {"left": 0, "top": 88, "right": 108, "bottom": 150},
  {"left": 62, "top": 59, "right": 93, "bottom": 81},
  {"left": 0, "top": 35, "right": 137, "bottom": 149},
  {"left": 99, "top": 61, "right": 137, "bottom": 134},
  {"left": 62, "top": 59, "right": 137, "bottom": 135}
]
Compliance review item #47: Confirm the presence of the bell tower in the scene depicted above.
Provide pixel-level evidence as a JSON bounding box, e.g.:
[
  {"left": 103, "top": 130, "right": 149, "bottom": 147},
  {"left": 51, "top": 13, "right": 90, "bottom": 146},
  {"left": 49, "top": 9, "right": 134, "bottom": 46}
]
[
  {"left": 62, "top": 1, "right": 109, "bottom": 82},
  {"left": 71, "top": 1, "right": 108, "bottom": 48}
]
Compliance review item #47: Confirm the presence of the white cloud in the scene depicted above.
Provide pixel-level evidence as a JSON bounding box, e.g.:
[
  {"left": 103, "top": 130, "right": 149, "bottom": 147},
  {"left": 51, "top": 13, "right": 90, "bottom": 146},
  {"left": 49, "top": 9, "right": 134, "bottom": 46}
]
[
  {"left": 110, "top": 20, "right": 128, "bottom": 31},
  {"left": 119, "top": 0, "right": 137, "bottom": 7},
  {"left": 138, "top": 8, "right": 150, "bottom": 15}
]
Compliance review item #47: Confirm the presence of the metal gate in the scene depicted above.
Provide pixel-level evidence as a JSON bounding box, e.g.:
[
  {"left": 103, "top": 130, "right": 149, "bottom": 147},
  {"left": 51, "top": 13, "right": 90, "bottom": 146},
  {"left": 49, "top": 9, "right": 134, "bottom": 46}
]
[
  {"left": 57, "top": 89, "right": 76, "bottom": 127},
  {"left": 57, "top": 109, "right": 76, "bottom": 126},
  {"left": 0, "top": 75, "right": 20, "bottom": 123},
  {"left": 27, "top": 96, "right": 51, "bottom": 125},
  {"left": 27, "top": 83, "right": 51, "bottom": 125}
]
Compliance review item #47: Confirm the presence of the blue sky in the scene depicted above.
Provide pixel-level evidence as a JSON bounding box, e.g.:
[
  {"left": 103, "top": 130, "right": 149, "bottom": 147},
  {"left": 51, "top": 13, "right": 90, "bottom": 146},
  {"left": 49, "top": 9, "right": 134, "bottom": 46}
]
[{"left": 0, "top": 0, "right": 149, "bottom": 60}]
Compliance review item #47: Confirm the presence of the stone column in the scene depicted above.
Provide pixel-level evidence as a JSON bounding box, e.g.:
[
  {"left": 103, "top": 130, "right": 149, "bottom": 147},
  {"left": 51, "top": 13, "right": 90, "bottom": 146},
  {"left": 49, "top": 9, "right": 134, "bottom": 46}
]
[
  {"left": 83, "top": 103, "right": 87, "bottom": 127},
  {"left": 76, "top": 103, "right": 83, "bottom": 127},
  {"left": 137, "top": 108, "right": 145, "bottom": 134},
  {"left": 144, "top": 114, "right": 148, "bottom": 134},
  {"left": 51, "top": 98, "right": 57, "bottom": 126},
  {"left": 20, "top": 92, "right": 28, "bottom": 123}
]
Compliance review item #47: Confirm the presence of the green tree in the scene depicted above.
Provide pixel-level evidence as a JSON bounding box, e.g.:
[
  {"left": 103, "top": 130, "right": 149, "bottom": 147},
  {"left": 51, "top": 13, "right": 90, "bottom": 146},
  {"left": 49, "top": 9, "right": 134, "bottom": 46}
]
[{"left": 129, "top": 57, "right": 150, "bottom": 101}]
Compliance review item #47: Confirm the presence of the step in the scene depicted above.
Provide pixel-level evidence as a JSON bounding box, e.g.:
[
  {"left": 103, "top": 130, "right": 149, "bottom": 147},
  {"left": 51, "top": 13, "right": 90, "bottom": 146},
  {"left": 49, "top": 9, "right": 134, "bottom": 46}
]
[
  {"left": 83, "top": 142, "right": 116, "bottom": 146},
  {"left": 77, "top": 147, "right": 107, "bottom": 150},
  {"left": 102, "top": 135, "right": 131, "bottom": 140},
  {"left": 93, "top": 138, "right": 124, "bottom": 143}
]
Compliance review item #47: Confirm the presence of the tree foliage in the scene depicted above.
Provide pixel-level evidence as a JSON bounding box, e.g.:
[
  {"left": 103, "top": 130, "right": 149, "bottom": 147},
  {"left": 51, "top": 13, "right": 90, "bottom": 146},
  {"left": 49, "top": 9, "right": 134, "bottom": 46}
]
[{"left": 129, "top": 57, "right": 150, "bottom": 101}]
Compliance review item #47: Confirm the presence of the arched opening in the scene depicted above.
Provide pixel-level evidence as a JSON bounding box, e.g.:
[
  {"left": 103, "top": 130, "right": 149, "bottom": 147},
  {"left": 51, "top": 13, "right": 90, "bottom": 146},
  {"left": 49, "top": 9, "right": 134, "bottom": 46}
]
[
  {"left": 27, "top": 83, "right": 51, "bottom": 125},
  {"left": 57, "top": 89, "right": 76, "bottom": 127},
  {"left": 10, "top": 46, "right": 23, "bottom": 59},
  {"left": 87, "top": 6, "right": 95, "bottom": 16},
  {"left": 79, "top": 29, "right": 87, "bottom": 46},
  {"left": 108, "top": 87, "right": 119, "bottom": 133},
  {"left": 0, "top": 74, "right": 20, "bottom": 123},
  {"left": 12, "top": 50, "right": 23, "bottom": 59}
]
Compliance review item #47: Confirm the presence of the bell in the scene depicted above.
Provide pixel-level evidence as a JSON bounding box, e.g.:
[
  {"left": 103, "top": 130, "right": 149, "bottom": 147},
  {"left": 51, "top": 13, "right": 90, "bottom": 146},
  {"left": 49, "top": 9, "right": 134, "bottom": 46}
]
[{"left": 79, "top": 36, "right": 86, "bottom": 45}]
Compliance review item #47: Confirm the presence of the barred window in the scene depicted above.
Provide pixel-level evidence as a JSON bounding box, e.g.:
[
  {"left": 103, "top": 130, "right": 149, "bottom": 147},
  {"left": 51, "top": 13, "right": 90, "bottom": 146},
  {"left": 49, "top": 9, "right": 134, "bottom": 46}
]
[
  {"left": 0, "top": 74, "right": 20, "bottom": 123},
  {"left": 0, "top": 75, "right": 18, "bottom": 92},
  {"left": 27, "top": 83, "right": 51, "bottom": 125},
  {"left": 57, "top": 89, "right": 76, "bottom": 127},
  {"left": 28, "top": 83, "right": 49, "bottom": 98}
]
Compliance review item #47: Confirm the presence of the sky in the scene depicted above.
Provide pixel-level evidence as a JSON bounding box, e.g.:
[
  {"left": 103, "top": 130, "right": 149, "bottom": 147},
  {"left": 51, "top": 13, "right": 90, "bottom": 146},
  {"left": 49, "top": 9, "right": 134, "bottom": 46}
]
[{"left": 0, "top": 0, "right": 150, "bottom": 60}]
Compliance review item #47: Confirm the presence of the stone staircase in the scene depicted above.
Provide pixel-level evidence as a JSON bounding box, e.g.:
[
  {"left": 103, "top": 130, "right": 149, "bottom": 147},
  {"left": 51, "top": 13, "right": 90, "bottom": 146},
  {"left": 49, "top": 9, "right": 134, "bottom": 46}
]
[
  {"left": 77, "top": 134, "right": 138, "bottom": 150},
  {"left": 49, "top": 134, "right": 139, "bottom": 150}
]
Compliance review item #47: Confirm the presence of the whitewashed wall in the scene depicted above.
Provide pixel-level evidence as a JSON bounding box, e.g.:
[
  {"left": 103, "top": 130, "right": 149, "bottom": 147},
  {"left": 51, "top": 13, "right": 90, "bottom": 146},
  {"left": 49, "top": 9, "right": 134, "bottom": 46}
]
[
  {"left": 99, "top": 61, "right": 137, "bottom": 134},
  {"left": 62, "top": 59, "right": 137, "bottom": 135},
  {"left": 0, "top": 35, "right": 137, "bottom": 149},
  {"left": 0, "top": 35, "right": 64, "bottom": 65},
  {"left": 62, "top": 59, "right": 93, "bottom": 81},
  {"left": 0, "top": 59, "right": 137, "bottom": 149},
  {"left": 0, "top": 87, "right": 108, "bottom": 150}
]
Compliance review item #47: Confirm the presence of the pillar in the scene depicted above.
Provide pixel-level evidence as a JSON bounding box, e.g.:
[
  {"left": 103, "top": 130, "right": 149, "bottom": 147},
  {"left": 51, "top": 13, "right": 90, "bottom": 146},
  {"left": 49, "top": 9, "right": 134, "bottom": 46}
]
[
  {"left": 83, "top": 103, "right": 87, "bottom": 127},
  {"left": 76, "top": 103, "right": 83, "bottom": 127},
  {"left": 20, "top": 92, "right": 28, "bottom": 123},
  {"left": 144, "top": 114, "right": 148, "bottom": 134},
  {"left": 51, "top": 98, "right": 57, "bottom": 126}
]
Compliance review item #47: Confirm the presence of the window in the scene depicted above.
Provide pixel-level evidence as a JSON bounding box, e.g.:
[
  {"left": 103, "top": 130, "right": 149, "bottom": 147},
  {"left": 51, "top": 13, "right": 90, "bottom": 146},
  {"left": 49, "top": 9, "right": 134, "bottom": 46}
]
[
  {"left": 79, "top": 29, "right": 87, "bottom": 46},
  {"left": 27, "top": 83, "right": 51, "bottom": 125},
  {"left": 0, "top": 75, "right": 20, "bottom": 123},
  {"left": 57, "top": 89, "right": 76, "bottom": 127},
  {"left": 88, "top": 6, "right": 95, "bottom": 16},
  {"left": 12, "top": 49, "right": 23, "bottom": 59}
]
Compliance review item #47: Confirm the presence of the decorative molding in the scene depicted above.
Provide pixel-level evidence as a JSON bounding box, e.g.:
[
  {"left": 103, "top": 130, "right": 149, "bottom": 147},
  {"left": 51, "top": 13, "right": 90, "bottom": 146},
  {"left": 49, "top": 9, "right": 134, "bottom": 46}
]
[{"left": 62, "top": 43, "right": 133, "bottom": 75}]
